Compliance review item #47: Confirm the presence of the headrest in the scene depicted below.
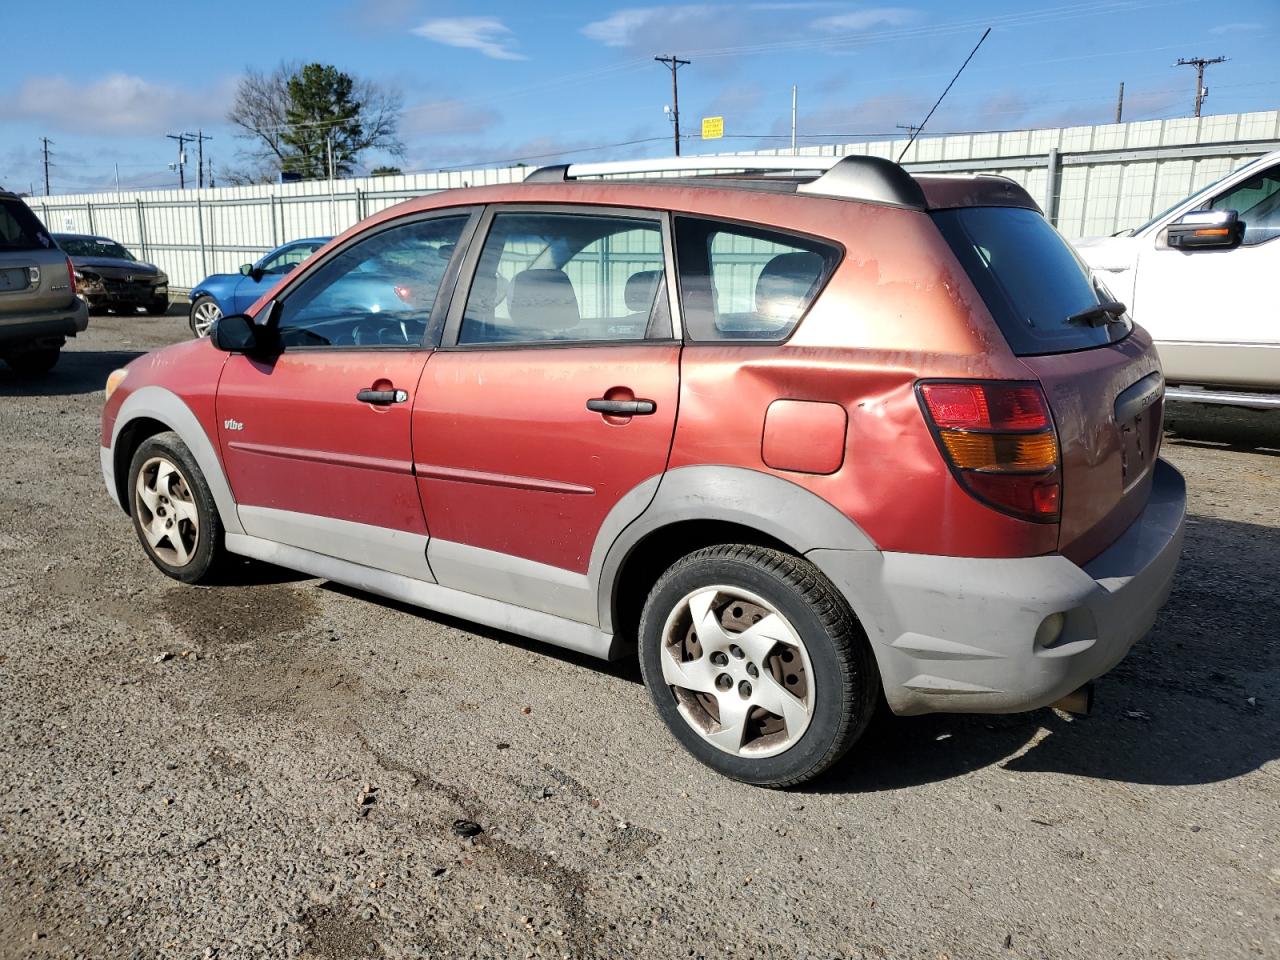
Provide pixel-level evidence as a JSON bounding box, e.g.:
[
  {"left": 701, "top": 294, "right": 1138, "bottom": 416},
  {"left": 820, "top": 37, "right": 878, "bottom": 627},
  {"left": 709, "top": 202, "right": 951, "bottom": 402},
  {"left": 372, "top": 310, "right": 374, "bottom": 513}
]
[
  {"left": 624, "top": 270, "right": 663, "bottom": 312},
  {"left": 755, "top": 251, "right": 823, "bottom": 321},
  {"left": 508, "top": 269, "right": 579, "bottom": 333}
]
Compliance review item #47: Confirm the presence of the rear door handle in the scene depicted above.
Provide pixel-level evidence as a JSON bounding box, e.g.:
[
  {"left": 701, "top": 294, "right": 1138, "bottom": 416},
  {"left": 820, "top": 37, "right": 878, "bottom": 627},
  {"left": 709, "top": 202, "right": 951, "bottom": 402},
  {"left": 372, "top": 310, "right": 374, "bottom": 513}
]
[
  {"left": 587, "top": 398, "right": 656, "bottom": 416},
  {"left": 357, "top": 388, "right": 409, "bottom": 405}
]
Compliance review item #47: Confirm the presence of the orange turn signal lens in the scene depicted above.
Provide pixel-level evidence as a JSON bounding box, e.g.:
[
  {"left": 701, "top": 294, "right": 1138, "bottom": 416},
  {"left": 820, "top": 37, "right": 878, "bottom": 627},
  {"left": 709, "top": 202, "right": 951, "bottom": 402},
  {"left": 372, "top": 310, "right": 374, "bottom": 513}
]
[
  {"left": 1192, "top": 227, "right": 1230, "bottom": 237},
  {"left": 938, "top": 430, "right": 1059, "bottom": 472}
]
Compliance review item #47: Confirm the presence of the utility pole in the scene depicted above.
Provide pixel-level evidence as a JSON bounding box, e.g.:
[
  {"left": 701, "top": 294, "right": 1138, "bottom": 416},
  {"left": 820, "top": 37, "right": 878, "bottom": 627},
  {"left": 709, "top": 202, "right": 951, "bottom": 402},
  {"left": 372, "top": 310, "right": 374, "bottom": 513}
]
[
  {"left": 791, "top": 85, "right": 798, "bottom": 154},
  {"left": 896, "top": 123, "right": 920, "bottom": 137},
  {"left": 39, "top": 137, "right": 52, "bottom": 195},
  {"left": 655, "top": 55, "right": 690, "bottom": 156},
  {"left": 1175, "top": 56, "right": 1227, "bottom": 118},
  {"left": 185, "top": 130, "right": 213, "bottom": 188},
  {"left": 166, "top": 133, "right": 191, "bottom": 189},
  {"left": 1115, "top": 81, "right": 1125, "bottom": 123}
]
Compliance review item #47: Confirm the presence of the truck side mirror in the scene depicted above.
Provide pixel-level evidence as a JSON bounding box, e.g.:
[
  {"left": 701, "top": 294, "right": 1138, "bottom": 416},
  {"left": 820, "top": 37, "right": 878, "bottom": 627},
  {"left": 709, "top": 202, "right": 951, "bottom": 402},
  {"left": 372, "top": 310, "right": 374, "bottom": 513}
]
[{"left": 1166, "top": 209, "right": 1242, "bottom": 250}]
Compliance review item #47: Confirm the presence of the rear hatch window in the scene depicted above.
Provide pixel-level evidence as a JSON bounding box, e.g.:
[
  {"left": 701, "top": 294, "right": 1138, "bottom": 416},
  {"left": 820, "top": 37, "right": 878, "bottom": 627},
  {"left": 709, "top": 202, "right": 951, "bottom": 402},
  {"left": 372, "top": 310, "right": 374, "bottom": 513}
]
[
  {"left": 932, "top": 206, "right": 1130, "bottom": 356},
  {"left": 0, "top": 198, "right": 53, "bottom": 253}
]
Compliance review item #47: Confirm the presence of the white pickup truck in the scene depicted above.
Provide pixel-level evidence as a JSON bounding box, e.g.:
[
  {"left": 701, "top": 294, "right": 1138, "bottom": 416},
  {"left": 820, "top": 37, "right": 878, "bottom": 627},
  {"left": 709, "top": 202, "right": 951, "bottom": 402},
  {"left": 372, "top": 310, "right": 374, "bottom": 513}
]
[{"left": 1075, "top": 150, "right": 1279, "bottom": 410}]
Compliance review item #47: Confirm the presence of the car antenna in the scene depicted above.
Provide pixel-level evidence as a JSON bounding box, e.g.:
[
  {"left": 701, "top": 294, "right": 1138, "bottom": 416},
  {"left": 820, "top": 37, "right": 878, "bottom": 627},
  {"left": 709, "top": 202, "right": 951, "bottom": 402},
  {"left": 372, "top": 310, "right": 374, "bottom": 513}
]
[{"left": 897, "top": 27, "right": 991, "bottom": 164}]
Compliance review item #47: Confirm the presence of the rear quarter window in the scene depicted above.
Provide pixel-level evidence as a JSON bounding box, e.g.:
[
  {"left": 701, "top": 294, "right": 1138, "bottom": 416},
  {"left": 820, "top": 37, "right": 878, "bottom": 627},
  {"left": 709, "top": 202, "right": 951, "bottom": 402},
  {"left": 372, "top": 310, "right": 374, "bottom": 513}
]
[
  {"left": 0, "top": 199, "right": 52, "bottom": 253},
  {"left": 674, "top": 217, "right": 840, "bottom": 342},
  {"left": 932, "top": 206, "right": 1131, "bottom": 356}
]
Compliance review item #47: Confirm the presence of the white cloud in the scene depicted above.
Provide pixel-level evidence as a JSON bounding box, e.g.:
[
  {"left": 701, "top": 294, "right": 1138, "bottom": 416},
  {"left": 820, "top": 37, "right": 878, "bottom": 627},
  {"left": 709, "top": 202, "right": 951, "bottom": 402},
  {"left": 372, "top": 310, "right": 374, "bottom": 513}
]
[
  {"left": 401, "top": 98, "right": 501, "bottom": 138},
  {"left": 412, "top": 17, "right": 525, "bottom": 60},
  {"left": 582, "top": 5, "right": 715, "bottom": 47},
  {"left": 812, "top": 7, "right": 919, "bottom": 32},
  {"left": 11, "top": 73, "right": 233, "bottom": 136},
  {"left": 1209, "top": 22, "right": 1260, "bottom": 35}
]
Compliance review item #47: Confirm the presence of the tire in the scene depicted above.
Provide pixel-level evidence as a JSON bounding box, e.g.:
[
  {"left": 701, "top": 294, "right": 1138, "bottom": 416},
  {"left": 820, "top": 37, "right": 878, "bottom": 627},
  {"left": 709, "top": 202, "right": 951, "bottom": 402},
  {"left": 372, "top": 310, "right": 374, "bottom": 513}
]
[
  {"left": 638, "top": 544, "right": 879, "bottom": 788},
  {"left": 127, "top": 431, "right": 228, "bottom": 584},
  {"left": 145, "top": 297, "right": 170, "bottom": 316},
  {"left": 2, "top": 347, "right": 61, "bottom": 377},
  {"left": 189, "top": 296, "right": 222, "bottom": 338},
  {"left": 87, "top": 300, "right": 109, "bottom": 316}
]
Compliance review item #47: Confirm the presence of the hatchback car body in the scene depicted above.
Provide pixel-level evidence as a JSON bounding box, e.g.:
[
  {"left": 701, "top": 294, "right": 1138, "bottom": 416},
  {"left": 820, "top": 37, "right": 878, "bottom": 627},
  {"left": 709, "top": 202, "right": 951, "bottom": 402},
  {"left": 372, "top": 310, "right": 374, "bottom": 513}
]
[
  {"left": 188, "top": 238, "right": 330, "bottom": 338},
  {"left": 54, "top": 233, "right": 169, "bottom": 316},
  {"left": 0, "top": 194, "right": 88, "bottom": 375},
  {"left": 100, "top": 155, "right": 1186, "bottom": 786}
]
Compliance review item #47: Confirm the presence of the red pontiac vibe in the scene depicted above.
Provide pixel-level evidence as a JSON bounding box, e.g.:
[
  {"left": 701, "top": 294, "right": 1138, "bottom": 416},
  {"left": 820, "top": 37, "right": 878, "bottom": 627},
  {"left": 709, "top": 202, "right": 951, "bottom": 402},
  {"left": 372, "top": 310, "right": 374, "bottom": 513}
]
[{"left": 100, "top": 155, "right": 1185, "bottom": 786}]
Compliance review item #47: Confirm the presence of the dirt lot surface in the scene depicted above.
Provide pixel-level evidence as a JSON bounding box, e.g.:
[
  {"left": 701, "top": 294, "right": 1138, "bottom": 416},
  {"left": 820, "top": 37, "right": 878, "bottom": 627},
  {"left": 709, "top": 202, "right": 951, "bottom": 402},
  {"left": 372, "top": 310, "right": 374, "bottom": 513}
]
[{"left": 0, "top": 309, "right": 1276, "bottom": 960}]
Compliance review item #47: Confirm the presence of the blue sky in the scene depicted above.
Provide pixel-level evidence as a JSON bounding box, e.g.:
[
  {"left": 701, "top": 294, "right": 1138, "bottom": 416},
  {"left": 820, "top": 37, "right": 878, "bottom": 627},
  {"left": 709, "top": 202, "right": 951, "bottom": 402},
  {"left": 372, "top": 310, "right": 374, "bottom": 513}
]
[{"left": 1, "top": 0, "right": 1276, "bottom": 194}]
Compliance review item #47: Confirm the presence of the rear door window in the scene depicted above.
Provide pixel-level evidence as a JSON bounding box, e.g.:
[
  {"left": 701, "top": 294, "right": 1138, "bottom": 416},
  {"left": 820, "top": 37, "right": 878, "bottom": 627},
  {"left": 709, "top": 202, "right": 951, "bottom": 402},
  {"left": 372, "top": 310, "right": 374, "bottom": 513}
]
[
  {"left": 0, "top": 198, "right": 52, "bottom": 253},
  {"left": 458, "top": 212, "right": 668, "bottom": 345},
  {"left": 674, "top": 217, "right": 839, "bottom": 341},
  {"left": 932, "top": 206, "right": 1132, "bottom": 356}
]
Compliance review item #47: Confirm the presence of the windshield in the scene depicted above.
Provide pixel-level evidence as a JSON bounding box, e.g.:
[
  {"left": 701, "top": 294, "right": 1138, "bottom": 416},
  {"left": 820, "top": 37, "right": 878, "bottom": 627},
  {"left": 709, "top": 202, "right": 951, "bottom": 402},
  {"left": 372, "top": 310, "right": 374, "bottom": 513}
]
[
  {"left": 57, "top": 236, "right": 136, "bottom": 260},
  {"left": 933, "top": 206, "right": 1131, "bottom": 357},
  {"left": 0, "top": 198, "right": 52, "bottom": 252}
]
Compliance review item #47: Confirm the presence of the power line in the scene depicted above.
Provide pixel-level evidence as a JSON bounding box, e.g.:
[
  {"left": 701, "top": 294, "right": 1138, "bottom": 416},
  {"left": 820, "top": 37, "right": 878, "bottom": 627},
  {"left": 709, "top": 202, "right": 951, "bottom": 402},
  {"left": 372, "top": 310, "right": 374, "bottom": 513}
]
[{"left": 1175, "top": 56, "right": 1228, "bottom": 117}]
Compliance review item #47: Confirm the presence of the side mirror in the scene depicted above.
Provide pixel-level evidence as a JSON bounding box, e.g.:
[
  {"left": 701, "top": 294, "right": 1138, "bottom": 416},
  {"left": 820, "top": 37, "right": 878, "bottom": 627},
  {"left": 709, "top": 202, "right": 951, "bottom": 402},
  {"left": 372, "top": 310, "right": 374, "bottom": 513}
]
[
  {"left": 1166, "top": 209, "right": 1242, "bottom": 250},
  {"left": 212, "top": 313, "right": 274, "bottom": 355},
  {"left": 238, "top": 263, "right": 254, "bottom": 276}
]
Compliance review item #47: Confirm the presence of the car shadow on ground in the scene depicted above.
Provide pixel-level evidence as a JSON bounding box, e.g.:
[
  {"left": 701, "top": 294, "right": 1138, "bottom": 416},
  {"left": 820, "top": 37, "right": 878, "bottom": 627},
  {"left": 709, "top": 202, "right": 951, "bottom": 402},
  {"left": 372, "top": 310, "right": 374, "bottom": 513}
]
[
  {"left": 229, "top": 517, "right": 1277, "bottom": 794},
  {"left": 0, "top": 349, "right": 144, "bottom": 397},
  {"left": 1164, "top": 402, "right": 1280, "bottom": 456}
]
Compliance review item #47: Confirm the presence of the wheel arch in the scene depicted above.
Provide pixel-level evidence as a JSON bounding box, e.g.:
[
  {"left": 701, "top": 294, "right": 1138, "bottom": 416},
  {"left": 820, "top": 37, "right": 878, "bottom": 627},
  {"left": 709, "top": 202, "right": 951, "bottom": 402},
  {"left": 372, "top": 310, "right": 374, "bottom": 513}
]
[
  {"left": 594, "top": 465, "right": 878, "bottom": 642},
  {"left": 108, "top": 385, "right": 243, "bottom": 535}
]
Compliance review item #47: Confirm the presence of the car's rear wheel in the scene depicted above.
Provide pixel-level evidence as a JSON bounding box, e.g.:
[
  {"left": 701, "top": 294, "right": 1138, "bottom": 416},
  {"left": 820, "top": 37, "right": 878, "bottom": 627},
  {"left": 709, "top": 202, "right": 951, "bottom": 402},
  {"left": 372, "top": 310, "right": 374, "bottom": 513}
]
[
  {"left": 639, "top": 544, "right": 879, "bottom": 787},
  {"left": 189, "top": 296, "right": 221, "bottom": 338},
  {"left": 128, "top": 432, "right": 227, "bottom": 584},
  {"left": 145, "top": 297, "right": 170, "bottom": 316},
  {"left": 2, "top": 346, "right": 61, "bottom": 377}
]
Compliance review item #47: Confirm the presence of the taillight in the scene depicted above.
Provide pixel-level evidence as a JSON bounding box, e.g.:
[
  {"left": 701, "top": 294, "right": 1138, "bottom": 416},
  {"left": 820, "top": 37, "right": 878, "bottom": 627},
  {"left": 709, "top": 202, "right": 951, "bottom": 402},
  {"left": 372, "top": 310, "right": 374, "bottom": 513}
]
[
  {"left": 66, "top": 257, "right": 77, "bottom": 296},
  {"left": 917, "top": 380, "right": 1061, "bottom": 523},
  {"left": 394, "top": 285, "right": 412, "bottom": 304}
]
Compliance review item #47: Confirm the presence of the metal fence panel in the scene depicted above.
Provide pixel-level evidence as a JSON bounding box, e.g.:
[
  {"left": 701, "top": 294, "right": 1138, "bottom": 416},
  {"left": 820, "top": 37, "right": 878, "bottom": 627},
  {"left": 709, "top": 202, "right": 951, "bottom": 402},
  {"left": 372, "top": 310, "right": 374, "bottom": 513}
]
[{"left": 23, "top": 110, "right": 1280, "bottom": 291}]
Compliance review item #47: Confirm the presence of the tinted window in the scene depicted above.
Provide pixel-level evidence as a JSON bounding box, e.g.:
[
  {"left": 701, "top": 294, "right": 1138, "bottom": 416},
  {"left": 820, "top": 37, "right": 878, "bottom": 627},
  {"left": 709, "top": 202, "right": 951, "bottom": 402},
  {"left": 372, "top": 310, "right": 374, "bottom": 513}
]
[
  {"left": 932, "top": 206, "right": 1131, "bottom": 357},
  {"left": 674, "top": 218, "right": 839, "bottom": 341},
  {"left": 459, "top": 213, "right": 667, "bottom": 345},
  {"left": 275, "top": 216, "right": 467, "bottom": 348},
  {"left": 1210, "top": 164, "right": 1280, "bottom": 245},
  {"left": 56, "top": 236, "right": 136, "bottom": 260},
  {"left": 0, "top": 199, "right": 53, "bottom": 252}
]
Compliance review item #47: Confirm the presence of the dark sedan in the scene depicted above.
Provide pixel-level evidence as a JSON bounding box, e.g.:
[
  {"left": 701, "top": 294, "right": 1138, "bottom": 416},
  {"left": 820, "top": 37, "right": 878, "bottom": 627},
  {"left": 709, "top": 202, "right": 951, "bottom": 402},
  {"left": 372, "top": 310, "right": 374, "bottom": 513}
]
[{"left": 53, "top": 234, "right": 169, "bottom": 315}]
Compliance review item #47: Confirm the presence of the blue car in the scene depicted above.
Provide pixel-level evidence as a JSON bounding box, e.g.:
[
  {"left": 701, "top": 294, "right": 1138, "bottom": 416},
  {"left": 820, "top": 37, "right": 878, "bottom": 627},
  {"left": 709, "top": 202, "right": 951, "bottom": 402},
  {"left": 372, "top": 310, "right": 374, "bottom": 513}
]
[{"left": 187, "top": 237, "right": 330, "bottom": 337}]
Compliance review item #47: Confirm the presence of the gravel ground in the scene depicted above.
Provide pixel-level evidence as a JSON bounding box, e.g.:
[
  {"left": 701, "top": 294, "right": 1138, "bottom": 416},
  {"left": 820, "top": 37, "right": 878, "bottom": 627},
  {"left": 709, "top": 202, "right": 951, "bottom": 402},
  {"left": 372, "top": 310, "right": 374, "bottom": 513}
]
[{"left": 0, "top": 308, "right": 1276, "bottom": 960}]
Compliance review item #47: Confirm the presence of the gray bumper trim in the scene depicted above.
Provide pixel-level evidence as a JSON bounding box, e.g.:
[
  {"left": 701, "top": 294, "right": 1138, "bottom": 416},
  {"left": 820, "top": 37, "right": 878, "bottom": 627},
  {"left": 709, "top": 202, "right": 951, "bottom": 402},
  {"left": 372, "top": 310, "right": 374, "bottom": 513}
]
[{"left": 809, "top": 459, "right": 1187, "bottom": 716}]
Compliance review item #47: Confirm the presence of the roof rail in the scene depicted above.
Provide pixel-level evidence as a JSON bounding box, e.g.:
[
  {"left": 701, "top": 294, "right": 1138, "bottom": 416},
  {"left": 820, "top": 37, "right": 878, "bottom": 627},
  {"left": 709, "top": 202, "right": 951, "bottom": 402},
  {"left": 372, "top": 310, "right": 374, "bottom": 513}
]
[{"left": 523, "top": 154, "right": 926, "bottom": 209}]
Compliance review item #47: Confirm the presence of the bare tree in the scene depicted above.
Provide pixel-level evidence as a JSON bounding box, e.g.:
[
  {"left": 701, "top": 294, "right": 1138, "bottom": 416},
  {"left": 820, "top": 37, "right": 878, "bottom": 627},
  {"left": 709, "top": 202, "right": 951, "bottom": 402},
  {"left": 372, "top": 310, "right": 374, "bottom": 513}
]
[{"left": 227, "top": 62, "right": 404, "bottom": 182}]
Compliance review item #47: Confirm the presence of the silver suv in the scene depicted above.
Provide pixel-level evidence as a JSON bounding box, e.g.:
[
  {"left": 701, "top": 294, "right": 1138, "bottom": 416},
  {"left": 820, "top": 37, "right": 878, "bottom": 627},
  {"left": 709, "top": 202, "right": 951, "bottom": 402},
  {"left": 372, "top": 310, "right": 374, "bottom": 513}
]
[{"left": 0, "top": 192, "right": 89, "bottom": 375}]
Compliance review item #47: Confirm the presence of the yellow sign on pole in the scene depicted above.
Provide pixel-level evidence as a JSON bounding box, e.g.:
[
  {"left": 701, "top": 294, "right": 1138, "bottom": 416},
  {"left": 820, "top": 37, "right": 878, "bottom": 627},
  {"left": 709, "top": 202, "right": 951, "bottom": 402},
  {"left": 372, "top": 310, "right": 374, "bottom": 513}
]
[{"left": 701, "top": 116, "right": 724, "bottom": 140}]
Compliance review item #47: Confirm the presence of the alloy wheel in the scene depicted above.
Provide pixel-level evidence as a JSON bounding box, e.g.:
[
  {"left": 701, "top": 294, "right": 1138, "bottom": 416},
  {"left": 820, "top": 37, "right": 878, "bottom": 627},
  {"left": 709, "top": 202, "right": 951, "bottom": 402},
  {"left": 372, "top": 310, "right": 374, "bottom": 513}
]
[
  {"left": 191, "top": 300, "right": 222, "bottom": 337},
  {"left": 134, "top": 456, "right": 200, "bottom": 567},
  {"left": 659, "top": 586, "right": 814, "bottom": 758}
]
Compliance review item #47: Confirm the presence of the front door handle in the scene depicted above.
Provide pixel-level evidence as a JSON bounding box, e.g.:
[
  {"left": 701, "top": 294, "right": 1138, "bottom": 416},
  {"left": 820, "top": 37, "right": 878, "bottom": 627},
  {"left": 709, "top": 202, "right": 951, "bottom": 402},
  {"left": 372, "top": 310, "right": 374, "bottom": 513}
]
[
  {"left": 357, "top": 387, "right": 408, "bottom": 405},
  {"left": 587, "top": 398, "right": 656, "bottom": 416}
]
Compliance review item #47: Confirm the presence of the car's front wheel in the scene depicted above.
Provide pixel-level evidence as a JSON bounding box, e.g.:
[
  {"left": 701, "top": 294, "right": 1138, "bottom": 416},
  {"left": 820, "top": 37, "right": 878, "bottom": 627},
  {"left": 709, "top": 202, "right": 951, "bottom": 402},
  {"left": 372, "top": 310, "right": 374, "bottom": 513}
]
[
  {"left": 639, "top": 544, "right": 879, "bottom": 787},
  {"left": 189, "top": 296, "right": 222, "bottom": 338},
  {"left": 128, "top": 432, "right": 227, "bottom": 584},
  {"left": 145, "top": 297, "right": 170, "bottom": 316}
]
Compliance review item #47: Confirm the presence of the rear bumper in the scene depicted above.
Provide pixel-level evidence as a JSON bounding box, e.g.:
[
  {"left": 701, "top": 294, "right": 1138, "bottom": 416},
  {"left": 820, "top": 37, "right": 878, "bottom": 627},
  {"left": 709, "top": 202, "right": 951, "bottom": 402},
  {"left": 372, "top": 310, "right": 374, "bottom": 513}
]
[
  {"left": 0, "top": 298, "right": 89, "bottom": 347},
  {"left": 810, "top": 459, "right": 1186, "bottom": 716}
]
